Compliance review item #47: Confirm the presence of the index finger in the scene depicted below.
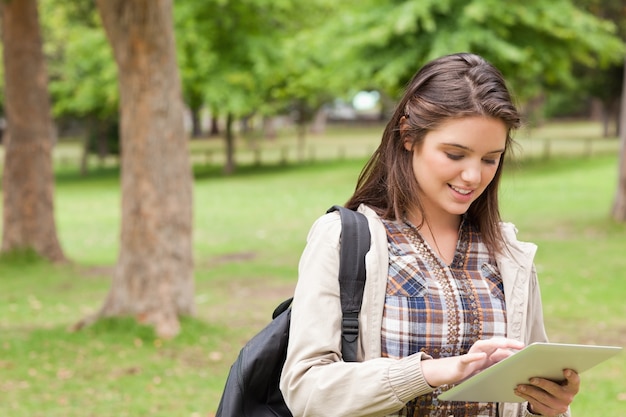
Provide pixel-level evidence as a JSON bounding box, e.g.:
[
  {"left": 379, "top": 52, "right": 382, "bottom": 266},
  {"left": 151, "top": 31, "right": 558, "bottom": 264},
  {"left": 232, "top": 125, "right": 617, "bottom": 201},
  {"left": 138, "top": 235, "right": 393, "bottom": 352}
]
[{"left": 480, "top": 337, "right": 525, "bottom": 351}]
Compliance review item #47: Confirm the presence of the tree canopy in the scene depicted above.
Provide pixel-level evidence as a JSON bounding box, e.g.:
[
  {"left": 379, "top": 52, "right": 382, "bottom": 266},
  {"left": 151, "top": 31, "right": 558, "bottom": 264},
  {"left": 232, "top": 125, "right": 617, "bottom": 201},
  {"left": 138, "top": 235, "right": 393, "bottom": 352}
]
[
  {"left": 308, "top": 0, "right": 624, "bottom": 102},
  {"left": 1, "top": 0, "right": 624, "bottom": 136},
  {"left": 40, "top": 0, "right": 117, "bottom": 120}
]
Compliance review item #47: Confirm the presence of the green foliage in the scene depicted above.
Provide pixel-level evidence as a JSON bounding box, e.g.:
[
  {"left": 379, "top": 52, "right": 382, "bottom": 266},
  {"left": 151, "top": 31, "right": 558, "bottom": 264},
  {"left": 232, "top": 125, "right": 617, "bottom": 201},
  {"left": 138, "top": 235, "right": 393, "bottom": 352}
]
[
  {"left": 174, "top": 1, "right": 219, "bottom": 114},
  {"left": 2, "top": 0, "right": 621, "bottom": 129},
  {"left": 174, "top": 0, "right": 338, "bottom": 118},
  {"left": 567, "top": 0, "right": 626, "bottom": 116},
  {"left": 40, "top": 0, "right": 118, "bottom": 119},
  {"left": 313, "top": 0, "right": 624, "bottom": 101},
  {"left": 578, "top": 0, "right": 626, "bottom": 38},
  {"left": 543, "top": 89, "right": 590, "bottom": 119},
  {"left": 263, "top": 2, "right": 350, "bottom": 110}
]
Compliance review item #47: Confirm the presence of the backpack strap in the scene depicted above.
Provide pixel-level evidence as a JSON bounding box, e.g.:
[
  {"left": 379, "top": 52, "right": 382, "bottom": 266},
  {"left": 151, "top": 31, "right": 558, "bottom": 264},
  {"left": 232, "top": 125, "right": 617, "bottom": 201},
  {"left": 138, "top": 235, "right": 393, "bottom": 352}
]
[{"left": 327, "top": 205, "right": 371, "bottom": 362}]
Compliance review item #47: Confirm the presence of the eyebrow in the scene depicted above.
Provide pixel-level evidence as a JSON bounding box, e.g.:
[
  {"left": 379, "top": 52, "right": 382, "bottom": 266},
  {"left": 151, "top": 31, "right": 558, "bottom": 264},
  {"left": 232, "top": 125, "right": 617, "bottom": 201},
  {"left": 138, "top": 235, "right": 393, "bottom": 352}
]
[{"left": 442, "top": 143, "right": 506, "bottom": 155}]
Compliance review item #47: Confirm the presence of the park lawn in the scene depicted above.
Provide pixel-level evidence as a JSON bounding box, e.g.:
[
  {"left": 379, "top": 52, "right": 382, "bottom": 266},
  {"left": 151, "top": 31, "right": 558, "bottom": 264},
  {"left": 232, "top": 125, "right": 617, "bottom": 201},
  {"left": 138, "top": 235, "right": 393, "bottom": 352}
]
[{"left": 0, "top": 124, "right": 625, "bottom": 415}]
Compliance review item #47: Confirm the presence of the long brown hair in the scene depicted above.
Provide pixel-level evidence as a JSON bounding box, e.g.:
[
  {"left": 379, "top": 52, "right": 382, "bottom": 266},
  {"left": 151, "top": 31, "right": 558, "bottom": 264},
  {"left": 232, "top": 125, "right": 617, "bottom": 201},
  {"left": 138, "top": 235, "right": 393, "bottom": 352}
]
[{"left": 345, "top": 53, "right": 521, "bottom": 252}]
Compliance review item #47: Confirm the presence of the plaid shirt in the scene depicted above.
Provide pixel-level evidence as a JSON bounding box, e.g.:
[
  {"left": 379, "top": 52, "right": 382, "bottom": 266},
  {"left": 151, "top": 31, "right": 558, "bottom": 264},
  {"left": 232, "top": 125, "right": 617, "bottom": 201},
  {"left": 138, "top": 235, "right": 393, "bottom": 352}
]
[{"left": 381, "top": 218, "right": 507, "bottom": 417}]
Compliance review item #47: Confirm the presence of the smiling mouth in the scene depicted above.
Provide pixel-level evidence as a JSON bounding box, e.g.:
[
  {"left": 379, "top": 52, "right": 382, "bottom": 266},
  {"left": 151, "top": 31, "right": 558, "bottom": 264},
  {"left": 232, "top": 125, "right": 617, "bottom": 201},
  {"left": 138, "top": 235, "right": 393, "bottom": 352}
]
[{"left": 449, "top": 184, "right": 473, "bottom": 195}]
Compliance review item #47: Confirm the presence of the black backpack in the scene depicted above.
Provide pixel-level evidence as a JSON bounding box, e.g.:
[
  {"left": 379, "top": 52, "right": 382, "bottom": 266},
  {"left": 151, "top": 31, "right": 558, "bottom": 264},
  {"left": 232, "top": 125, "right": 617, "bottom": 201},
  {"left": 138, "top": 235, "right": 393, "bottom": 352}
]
[{"left": 215, "top": 205, "right": 371, "bottom": 417}]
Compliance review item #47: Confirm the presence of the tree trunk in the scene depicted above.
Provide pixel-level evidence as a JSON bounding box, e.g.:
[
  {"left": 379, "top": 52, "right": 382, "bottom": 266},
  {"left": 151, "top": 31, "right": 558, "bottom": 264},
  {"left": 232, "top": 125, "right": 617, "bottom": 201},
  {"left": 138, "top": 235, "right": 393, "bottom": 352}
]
[
  {"left": 190, "top": 106, "right": 202, "bottom": 138},
  {"left": 92, "top": 0, "right": 195, "bottom": 338},
  {"left": 612, "top": 56, "right": 626, "bottom": 222},
  {"left": 209, "top": 111, "right": 220, "bottom": 136},
  {"left": 310, "top": 107, "right": 328, "bottom": 135},
  {"left": 224, "top": 112, "right": 236, "bottom": 175},
  {"left": 294, "top": 100, "right": 311, "bottom": 162},
  {"left": 80, "top": 131, "right": 90, "bottom": 176},
  {"left": 601, "top": 102, "right": 610, "bottom": 138},
  {"left": 263, "top": 115, "right": 277, "bottom": 140},
  {"left": 0, "top": 0, "right": 66, "bottom": 262},
  {"left": 96, "top": 120, "right": 110, "bottom": 162},
  {"left": 296, "top": 121, "right": 307, "bottom": 162}
]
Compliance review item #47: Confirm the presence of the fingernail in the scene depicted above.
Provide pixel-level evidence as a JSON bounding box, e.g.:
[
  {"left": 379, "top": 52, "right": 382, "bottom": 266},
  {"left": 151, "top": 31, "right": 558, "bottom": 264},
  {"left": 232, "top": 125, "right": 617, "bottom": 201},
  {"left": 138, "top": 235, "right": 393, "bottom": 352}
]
[{"left": 530, "top": 378, "right": 538, "bottom": 384}]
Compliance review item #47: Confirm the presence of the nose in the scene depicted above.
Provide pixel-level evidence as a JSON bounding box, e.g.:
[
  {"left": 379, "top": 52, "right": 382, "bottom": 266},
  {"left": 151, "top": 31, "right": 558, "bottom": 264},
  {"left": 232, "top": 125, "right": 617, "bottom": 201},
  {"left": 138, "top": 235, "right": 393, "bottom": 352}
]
[{"left": 460, "top": 161, "right": 481, "bottom": 185}]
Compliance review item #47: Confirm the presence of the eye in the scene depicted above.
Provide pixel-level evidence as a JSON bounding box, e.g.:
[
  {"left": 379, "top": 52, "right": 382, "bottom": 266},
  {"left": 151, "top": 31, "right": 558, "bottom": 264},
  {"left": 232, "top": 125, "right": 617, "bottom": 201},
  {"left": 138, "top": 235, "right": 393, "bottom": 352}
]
[
  {"left": 482, "top": 158, "right": 498, "bottom": 166},
  {"left": 445, "top": 153, "right": 463, "bottom": 161}
]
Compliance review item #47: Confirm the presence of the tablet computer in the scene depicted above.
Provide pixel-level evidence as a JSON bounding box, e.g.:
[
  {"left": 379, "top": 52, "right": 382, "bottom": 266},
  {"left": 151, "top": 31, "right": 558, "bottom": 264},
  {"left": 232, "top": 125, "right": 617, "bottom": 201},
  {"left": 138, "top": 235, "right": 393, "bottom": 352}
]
[{"left": 438, "top": 342, "right": 622, "bottom": 403}]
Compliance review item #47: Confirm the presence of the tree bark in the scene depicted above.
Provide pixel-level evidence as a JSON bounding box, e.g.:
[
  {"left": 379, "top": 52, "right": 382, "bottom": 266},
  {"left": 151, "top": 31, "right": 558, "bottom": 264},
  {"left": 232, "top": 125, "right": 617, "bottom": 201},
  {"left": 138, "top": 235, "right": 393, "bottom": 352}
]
[
  {"left": 209, "top": 112, "right": 220, "bottom": 136},
  {"left": 310, "top": 107, "right": 328, "bottom": 135},
  {"left": 189, "top": 106, "right": 202, "bottom": 138},
  {"left": 92, "top": 0, "right": 195, "bottom": 338},
  {"left": 0, "top": 0, "right": 66, "bottom": 262},
  {"left": 612, "top": 55, "right": 626, "bottom": 222},
  {"left": 223, "top": 112, "right": 236, "bottom": 175}
]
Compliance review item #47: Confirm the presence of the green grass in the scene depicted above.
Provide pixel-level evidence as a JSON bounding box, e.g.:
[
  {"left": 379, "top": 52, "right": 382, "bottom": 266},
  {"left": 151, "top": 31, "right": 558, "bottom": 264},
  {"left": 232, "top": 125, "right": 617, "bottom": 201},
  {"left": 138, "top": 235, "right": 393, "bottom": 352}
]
[{"left": 1, "top": 121, "right": 625, "bottom": 416}]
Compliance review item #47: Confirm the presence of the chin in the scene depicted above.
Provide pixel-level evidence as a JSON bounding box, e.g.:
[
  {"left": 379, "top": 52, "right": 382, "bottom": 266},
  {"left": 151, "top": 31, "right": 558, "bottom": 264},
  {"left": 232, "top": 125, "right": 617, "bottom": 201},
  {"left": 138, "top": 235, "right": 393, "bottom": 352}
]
[{"left": 447, "top": 206, "right": 471, "bottom": 216}]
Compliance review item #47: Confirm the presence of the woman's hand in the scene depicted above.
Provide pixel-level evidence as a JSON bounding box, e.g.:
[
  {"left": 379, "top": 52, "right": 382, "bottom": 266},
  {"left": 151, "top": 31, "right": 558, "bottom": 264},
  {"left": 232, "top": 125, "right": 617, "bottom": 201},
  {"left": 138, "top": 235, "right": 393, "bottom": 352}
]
[
  {"left": 421, "top": 337, "right": 524, "bottom": 387},
  {"left": 514, "top": 369, "right": 580, "bottom": 416}
]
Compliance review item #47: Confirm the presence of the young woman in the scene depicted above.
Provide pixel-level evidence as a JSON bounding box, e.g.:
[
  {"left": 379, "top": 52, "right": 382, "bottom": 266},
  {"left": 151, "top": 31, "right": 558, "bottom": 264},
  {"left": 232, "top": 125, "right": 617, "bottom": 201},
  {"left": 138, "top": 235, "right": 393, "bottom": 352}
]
[{"left": 279, "top": 53, "right": 579, "bottom": 417}]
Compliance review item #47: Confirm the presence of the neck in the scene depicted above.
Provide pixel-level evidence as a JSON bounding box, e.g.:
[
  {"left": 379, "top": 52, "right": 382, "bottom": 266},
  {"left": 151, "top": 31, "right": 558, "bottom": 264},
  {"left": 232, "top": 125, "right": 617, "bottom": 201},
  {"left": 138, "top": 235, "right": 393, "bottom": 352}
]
[
  {"left": 407, "top": 207, "right": 461, "bottom": 234},
  {"left": 408, "top": 208, "right": 461, "bottom": 264}
]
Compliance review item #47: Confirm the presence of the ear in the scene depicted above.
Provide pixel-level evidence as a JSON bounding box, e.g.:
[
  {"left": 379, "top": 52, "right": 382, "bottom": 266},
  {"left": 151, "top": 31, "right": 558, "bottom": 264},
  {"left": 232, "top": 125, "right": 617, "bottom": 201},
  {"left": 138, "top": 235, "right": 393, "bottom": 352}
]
[{"left": 400, "top": 116, "right": 413, "bottom": 151}]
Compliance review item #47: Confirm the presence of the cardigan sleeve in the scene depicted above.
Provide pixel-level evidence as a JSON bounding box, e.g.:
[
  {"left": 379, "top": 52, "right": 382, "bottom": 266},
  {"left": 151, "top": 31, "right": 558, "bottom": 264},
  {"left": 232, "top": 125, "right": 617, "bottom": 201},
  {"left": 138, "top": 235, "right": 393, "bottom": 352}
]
[{"left": 279, "top": 212, "right": 434, "bottom": 417}]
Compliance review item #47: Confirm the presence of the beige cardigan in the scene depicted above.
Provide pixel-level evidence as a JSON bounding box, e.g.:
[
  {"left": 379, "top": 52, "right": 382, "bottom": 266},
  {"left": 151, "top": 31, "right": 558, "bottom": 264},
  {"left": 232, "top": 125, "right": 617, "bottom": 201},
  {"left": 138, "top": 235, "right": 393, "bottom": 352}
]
[{"left": 280, "top": 205, "right": 568, "bottom": 417}]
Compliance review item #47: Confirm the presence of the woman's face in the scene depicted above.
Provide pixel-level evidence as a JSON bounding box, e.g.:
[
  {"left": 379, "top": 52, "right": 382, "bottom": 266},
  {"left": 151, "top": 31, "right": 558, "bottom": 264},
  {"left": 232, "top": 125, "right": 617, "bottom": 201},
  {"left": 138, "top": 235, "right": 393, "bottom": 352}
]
[{"left": 404, "top": 116, "right": 507, "bottom": 224}]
